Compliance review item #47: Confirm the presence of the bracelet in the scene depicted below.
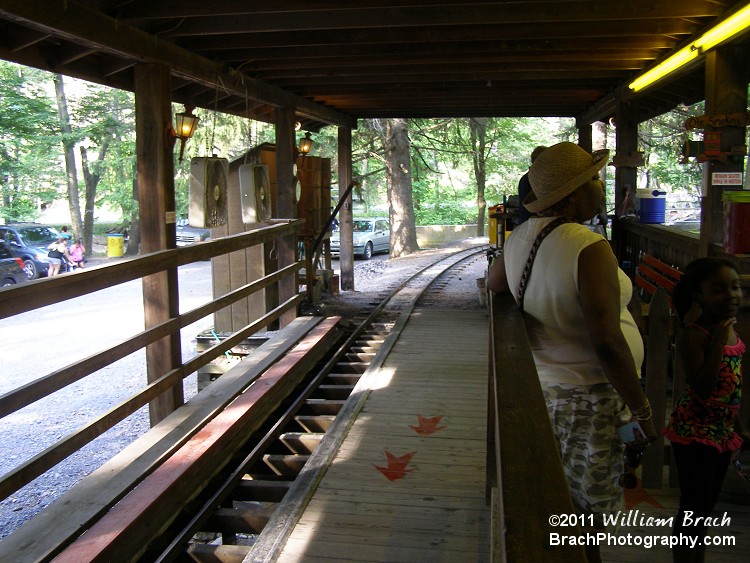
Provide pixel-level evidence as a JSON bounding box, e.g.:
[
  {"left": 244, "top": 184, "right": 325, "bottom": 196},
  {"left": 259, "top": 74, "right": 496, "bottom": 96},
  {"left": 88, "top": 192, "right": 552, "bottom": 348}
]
[{"left": 631, "top": 399, "right": 652, "bottom": 421}]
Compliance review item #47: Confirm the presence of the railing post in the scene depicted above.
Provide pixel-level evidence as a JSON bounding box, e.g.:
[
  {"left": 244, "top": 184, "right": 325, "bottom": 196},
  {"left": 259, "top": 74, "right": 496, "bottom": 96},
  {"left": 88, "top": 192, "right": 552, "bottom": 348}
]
[{"left": 642, "top": 287, "right": 670, "bottom": 487}]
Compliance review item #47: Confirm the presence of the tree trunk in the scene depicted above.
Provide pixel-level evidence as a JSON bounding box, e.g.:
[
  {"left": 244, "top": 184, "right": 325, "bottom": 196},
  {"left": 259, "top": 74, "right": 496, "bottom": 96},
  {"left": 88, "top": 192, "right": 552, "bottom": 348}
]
[
  {"left": 53, "top": 74, "right": 84, "bottom": 239},
  {"left": 80, "top": 139, "right": 110, "bottom": 253},
  {"left": 380, "top": 118, "right": 418, "bottom": 257},
  {"left": 470, "top": 118, "right": 488, "bottom": 237}
]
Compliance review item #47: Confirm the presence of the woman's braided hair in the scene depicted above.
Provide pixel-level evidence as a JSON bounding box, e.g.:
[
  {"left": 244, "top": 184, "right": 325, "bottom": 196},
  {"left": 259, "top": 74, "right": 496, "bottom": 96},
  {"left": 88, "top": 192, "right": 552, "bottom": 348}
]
[{"left": 672, "top": 257, "right": 739, "bottom": 325}]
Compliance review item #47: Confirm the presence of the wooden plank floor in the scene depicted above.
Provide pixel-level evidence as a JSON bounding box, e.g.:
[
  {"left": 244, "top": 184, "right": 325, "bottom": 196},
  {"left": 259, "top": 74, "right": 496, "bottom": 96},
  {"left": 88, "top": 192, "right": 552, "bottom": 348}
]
[
  {"left": 273, "top": 306, "right": 750, "bottom": 562},
  {"left": 276, "top": 308, "right": 491, "bottom": 562}
]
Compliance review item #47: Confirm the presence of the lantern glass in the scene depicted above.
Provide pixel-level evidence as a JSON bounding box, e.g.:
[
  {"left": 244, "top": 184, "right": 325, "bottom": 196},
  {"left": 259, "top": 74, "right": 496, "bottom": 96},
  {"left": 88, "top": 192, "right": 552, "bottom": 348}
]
[
  {"left": 175, "top": 110, "right": 199, "bottom": 139},
  {"left": 299, "top": 132, "right": 314, "bottom": 155}
]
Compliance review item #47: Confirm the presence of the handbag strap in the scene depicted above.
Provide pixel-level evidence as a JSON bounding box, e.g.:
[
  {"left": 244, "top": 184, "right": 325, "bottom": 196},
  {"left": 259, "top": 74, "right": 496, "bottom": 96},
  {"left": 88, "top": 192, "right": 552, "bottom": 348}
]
[{"left": 517, "top": 217, "right": 574, "bottom": 311}]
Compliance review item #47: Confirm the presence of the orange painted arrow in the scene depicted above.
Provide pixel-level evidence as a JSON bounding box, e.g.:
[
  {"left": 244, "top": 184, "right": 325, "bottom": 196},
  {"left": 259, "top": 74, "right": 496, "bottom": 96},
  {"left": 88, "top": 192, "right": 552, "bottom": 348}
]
[
  {"left": 374, "top": 450, "right": 416, "bottom": 481},
  {"left": 410, "top": 414, "right": 446, "bottom": 435},
  {"left": 624, "top": 480, "right": 664, "bottom": 510}
]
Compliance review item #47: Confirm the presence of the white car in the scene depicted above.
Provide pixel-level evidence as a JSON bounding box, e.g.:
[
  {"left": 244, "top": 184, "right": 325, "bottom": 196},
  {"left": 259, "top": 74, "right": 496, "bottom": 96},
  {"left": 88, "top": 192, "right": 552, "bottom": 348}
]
[{"left": 330, "top": 218, "right": 390, "bottom": 260}]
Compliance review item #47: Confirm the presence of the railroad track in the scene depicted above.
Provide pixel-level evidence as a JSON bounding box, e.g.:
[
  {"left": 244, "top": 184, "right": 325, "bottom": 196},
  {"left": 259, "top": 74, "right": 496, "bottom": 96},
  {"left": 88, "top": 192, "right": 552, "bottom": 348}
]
[{"left": 57, "top": 244, "right": 488, "bottom": 563}]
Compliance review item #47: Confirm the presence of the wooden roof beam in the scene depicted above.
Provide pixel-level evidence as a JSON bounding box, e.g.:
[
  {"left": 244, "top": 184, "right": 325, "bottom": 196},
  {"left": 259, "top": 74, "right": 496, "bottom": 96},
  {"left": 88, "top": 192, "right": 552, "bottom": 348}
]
[
  {"left": 255, "top": 61, "right": 643, "bottom": 82},
  {"left": 174, "top": 19, "right": 700, "bottom": 47},
  {"left": 113, "top": 0, "right": 721, "bottom": 22},
  {"left": 235, "top": 51, "right": 658, "bottom": 74},
  {"left": 150, "top": 1, "right": 722, "bottom": 36},
  {"left": 271, "top": 70, "right": 628, "bottom": 87},
  {"left": 188, "top": 34, "right": 678, "bottom": 55},
  {"left": 0, "top": 0, "right": 355, "bottom": 128}
]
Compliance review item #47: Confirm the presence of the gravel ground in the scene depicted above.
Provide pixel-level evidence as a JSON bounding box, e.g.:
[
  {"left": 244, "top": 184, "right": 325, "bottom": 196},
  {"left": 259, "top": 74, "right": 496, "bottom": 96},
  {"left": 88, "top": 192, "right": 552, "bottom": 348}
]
[{"left": 0, "top": 237, "right": 489, "bottom": 540}]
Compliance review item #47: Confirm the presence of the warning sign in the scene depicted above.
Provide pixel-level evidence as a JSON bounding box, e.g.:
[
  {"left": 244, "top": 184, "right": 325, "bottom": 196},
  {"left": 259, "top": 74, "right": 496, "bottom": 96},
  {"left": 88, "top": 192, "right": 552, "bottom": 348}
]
[{"left": 712, "top": 172, "right": 743, "bottom": 186}]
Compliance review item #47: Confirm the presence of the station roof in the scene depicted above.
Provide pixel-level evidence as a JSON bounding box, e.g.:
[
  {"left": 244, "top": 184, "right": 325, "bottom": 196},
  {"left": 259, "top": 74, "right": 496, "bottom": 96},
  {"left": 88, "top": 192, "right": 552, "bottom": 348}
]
[{"left": 0, "top": 1, "right": 748, "bottom": 130}]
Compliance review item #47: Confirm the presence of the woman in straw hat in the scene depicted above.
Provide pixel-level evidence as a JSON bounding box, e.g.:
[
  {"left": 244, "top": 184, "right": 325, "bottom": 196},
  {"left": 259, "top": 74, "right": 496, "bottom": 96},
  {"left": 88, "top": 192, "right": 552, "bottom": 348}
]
[{"left": 488, "top": 142, "right": 656, "bottom": 562}]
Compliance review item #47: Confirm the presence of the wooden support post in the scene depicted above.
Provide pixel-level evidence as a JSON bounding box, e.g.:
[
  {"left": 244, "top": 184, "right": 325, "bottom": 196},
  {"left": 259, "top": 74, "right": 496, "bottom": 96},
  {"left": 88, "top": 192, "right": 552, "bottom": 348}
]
[
  {"left": 576, "top": 118, "right": 592, "bottom": 153},
  {"left": 699, "top": 46, "right": 749, "bottom": 257},
  {"left": 275, "top": 108, "right": 298, "bottom": 327},
  {"left": 134, "top": 64, "right": 183, "bottom": 425},
  {"left": 615, "top": 96, "right": 639, "bottom": 220},
  {"left": 338, "top": 127, "right": 354, "bottom": 291}
]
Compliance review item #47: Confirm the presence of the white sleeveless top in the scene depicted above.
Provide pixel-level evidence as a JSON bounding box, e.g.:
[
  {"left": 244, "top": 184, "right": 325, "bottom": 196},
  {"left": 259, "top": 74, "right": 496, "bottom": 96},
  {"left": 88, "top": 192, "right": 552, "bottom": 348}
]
[{"left": 503, "top": 217, "right": 643, "bottom": 385}]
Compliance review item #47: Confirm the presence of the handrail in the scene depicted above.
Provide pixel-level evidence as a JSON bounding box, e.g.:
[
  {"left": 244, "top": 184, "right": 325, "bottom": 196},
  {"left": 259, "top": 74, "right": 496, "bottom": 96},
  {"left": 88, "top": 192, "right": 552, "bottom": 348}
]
[
  {"left": 488, "top": 291, "right": 585, "bottom": 562},
  {"left": 0, "top": 220, "right": 304, "bottom": 502},
  {"left": 0, "top": 261, "right": 300, "bottom": 419},
  {"left": 0, "top": 219, "right": 302, "bottom": 320}
]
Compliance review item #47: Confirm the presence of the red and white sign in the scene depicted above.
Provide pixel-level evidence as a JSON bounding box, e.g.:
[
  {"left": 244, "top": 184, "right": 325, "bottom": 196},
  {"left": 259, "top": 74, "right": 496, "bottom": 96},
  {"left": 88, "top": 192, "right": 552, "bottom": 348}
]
[{"left": 712, "top": 172, "right": 744, "bottom": 186}]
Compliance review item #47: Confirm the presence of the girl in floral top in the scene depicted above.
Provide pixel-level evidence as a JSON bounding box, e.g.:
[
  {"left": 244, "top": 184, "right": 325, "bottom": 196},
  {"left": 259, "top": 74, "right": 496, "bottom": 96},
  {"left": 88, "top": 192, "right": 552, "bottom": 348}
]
[{"left": 663, "top": 257, "right": 749, "bottom": 563}]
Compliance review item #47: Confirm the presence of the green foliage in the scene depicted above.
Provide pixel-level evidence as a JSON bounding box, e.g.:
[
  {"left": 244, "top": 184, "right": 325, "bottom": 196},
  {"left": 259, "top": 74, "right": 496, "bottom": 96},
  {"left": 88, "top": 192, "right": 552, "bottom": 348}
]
[
  {"left": 357, "top": 116, "right": 575, "bottom": 225},
  {"left": 0, "top": 62, "right": 62, "bottom": 221},
  {"left": 77, "top": 85, "right": 137, "bottom": 217},
  {"left": 638, "top": 102, "right": 705, "bottom": 204}
]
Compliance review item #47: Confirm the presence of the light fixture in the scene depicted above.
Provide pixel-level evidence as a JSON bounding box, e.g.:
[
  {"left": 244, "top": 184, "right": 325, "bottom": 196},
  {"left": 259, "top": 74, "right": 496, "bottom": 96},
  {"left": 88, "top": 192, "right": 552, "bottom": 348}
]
[
  {"left": 298, "top": 131, "right": 314, "bottom": 155},
  {"left": 629, "top": 46, "right": 700, "bottom": 92},
  {"left": 694, "top": 3, "right": 750, "bottom": 51},
  {"left": 169, "top": 105, "right": 200, "bottom": 162},
  {"left": 628, "top": 4, "right": 750, "bottom": 93}
]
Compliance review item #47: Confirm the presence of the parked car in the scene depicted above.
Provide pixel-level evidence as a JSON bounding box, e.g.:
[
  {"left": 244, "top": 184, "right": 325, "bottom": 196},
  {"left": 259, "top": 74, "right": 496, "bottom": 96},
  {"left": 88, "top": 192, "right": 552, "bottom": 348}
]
[
  {"left": 330, "top": 218, "right": 390, "bottom": 260},
  {"left": 0, "top": 242, "right": 28, "bottom": 286},
  {"left": 175, "top": 218, "right": 211, "bottom": 247},
  {"left": 0, "top": 223, "right": 63, "bottom": 279}
]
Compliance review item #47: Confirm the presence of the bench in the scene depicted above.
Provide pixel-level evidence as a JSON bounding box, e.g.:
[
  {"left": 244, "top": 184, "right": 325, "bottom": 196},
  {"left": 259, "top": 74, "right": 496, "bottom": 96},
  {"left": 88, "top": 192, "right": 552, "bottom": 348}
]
[
  {"left": 632, "top": 254, "right": 683, "bottom": 488},
  {"left": 634, "top": 253, "right": 683, "bottom": 310}
]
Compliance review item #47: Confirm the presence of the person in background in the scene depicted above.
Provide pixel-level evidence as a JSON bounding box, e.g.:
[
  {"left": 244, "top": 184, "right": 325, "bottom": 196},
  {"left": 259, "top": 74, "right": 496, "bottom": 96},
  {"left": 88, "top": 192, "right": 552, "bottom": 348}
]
[
  {"left": 516, "top": 145, "right": 547, "bottom": 225},
  {"left": 663, "top": 257, "right": 748, "bottom": 563},
  {"left": 487, "top": 142, "right": 655, "bottom": 563},
  {"left": 47, "top": 238, "right": 70, "bottom": 276},
  {"left": 68, "top": 239, "right": 85, "bottom": 269},
  {"left": 330, "top": 207, "right": 339, "bottom": 231},
  {"left": 60, "top": 226, "right": 72, "bottom": 241}
]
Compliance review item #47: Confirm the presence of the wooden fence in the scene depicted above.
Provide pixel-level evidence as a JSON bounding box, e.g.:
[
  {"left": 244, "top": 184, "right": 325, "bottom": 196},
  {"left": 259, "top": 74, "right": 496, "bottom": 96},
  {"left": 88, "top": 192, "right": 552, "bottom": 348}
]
[{"left": 0, "top": 219, "right": 304, "bottom": 502}]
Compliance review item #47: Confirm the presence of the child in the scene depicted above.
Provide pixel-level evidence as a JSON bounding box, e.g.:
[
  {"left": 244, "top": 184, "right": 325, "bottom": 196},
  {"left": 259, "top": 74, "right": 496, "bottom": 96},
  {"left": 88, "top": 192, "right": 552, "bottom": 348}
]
[
  {"left": 663, "top": 258, "right": 749, "bottom": 563},
  {"left": 68, "top": 239, "right": 85, "bottom": 269}
]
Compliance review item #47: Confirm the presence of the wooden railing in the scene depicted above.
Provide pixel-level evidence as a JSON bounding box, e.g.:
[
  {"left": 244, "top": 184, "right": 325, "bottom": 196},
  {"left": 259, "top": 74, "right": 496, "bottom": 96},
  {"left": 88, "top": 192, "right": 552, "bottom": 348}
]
[
  {"left": 614, "top": 218, "right": 701, "bottom": 279},
  {"left": 0, "top": 219, "right": 304, "bottom": 502},
  {"left": 487, "top": 292, "right": 585, "bottom": 563}
]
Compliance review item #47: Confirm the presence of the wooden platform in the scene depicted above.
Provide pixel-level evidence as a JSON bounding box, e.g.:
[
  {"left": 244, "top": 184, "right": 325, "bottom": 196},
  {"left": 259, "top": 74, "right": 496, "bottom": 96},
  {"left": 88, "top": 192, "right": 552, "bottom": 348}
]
[
  {"left": 275, "top": 308, "right": 491, "bottom": 562},
  {"left": 268, "top": 306, "right": 750, "bottom": 563}
]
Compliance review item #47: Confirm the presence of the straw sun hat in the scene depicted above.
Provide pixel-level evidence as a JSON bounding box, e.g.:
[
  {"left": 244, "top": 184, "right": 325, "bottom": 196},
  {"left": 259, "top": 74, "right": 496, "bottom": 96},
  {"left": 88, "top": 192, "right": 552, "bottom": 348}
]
[{"left": 524, "top": 142, "right": 609, "bottom": 213}]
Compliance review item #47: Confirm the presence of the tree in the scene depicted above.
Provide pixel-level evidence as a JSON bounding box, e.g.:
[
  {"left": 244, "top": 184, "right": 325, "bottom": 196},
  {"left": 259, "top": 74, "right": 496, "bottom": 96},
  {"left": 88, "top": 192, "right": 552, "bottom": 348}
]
[
  {"left": 0, "top": 62, "right": 61, "bottom": 221},
  {"left": 372, "top": 118, "right": 419, "bottom": 257},
  {"left": 469, "top": 118, "right": 489, "bottom": 236},
  {"left": 53, "top": 74, "right": 85, "bottom": 241}
]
